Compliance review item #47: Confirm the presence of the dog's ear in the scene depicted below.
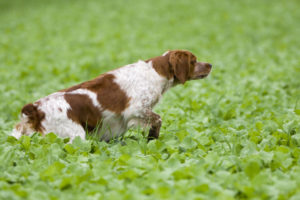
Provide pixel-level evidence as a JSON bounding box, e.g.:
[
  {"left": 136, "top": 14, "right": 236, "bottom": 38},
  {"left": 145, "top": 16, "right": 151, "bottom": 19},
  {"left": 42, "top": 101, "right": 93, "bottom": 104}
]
[{"left": 169, "top": 51, "right": 191, "bottom": 84}]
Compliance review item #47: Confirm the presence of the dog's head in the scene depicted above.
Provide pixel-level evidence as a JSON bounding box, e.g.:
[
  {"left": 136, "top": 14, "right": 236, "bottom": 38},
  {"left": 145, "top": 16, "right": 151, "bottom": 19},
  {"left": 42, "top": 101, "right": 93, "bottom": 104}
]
[
  {"left": 148, "top": 50, "right": 212, "bottom": 84},
  {"left": 168, "top": 50, "right": 212, "bottom": 84}
]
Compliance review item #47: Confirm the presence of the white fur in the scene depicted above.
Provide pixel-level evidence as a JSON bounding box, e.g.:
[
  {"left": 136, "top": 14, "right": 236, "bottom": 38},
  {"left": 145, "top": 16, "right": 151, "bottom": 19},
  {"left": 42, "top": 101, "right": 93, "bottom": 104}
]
[
  {"left": 162, "top": 51, "right": 169, "bottom": 56},
  {"left": 11, "top": 114, "right": 34, "bottom": 139},
  {"left": 11, "top": 128, "right": 22, "bottom": 139},
  {"left": 110, "top": 60, "right": 173, "bottom": 134},
  {"left": 38, "top": 92, "right": 86, "bottom": 142},
  {"left": 100, "top": 110, "right": 127, "bottom": 141},
  {"left": 112, "top": 61, "right": 172, "bottom": 117}
]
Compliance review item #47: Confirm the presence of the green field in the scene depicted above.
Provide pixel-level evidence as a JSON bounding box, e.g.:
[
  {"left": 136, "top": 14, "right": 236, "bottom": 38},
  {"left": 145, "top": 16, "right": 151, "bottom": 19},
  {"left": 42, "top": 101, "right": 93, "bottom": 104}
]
[{"left": 1, "top": 0, "right": 300, "bottom": 199}]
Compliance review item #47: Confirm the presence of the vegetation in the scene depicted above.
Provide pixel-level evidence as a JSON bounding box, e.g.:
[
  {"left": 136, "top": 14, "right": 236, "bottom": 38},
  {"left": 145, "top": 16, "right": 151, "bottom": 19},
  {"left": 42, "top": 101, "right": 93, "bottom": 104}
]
[{"left": 0, "top": 0, "right": 299, "bottom": 199}]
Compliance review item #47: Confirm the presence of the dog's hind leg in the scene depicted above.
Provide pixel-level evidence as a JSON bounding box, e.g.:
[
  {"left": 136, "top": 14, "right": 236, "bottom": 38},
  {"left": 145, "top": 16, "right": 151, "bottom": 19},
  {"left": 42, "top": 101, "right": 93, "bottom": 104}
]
[
  {"left": 11, "top": 103, "right": 44, "bottom": 139},
  {"left": 11, "top": 115, "right": 36, "bottom": 139}
]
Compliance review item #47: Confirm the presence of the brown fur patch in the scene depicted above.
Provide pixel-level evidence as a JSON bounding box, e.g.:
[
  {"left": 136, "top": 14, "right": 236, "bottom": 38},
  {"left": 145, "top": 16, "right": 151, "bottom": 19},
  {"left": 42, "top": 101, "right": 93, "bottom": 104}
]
[
  {"left": 63, "top": 74, "right": 130, "bottom": 114},
  {"left": 21, "top": 103, "right": 45, "bottom": 132},
  {"left": 146, "top": 54, "right": 173, "bottom": 79},
  {"left": 87, "top": 74, "right": 131, "bottom": 113},
  {"left": 64, "top": 93, "right": 102, "bottom": 132}
]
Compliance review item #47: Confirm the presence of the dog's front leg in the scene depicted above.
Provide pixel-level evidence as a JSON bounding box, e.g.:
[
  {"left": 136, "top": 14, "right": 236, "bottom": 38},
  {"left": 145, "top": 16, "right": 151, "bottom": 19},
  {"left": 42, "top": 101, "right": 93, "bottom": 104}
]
[
  {"left": 145, "top": 111, "right": 162, "bottom": 141},
  {"left": 127, "top": 110, "right": 162, "bottom": 141}
]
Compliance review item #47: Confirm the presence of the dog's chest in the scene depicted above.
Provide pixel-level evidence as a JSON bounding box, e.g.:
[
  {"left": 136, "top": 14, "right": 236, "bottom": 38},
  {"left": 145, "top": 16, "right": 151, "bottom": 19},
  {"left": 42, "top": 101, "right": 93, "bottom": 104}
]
[{"left": 111, "top": 61, "right": 170, "bottom": 110}]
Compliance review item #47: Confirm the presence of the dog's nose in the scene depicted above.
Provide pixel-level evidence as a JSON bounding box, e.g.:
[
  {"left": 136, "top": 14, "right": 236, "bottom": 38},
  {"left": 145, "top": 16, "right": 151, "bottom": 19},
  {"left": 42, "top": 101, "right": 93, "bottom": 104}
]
[{"left": 206, "top": 63, "right": 212, "bottom": 68}]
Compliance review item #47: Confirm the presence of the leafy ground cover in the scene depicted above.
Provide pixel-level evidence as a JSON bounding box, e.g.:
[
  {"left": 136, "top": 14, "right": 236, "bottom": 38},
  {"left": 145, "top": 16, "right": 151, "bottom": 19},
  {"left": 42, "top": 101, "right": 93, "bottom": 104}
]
[{"left": 0, "top": 0, "right": 300, "bottom": 199}]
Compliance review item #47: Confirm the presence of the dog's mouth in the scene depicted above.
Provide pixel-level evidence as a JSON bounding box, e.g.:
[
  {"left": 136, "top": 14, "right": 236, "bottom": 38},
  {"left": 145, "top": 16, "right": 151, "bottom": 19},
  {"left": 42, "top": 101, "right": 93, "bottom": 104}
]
[
  {"left": 192, "top": 74, "right": 209, "bottom": 80},
  {"left": 197, "top": 74, "right": 209, "bottom": 78},
  {"left": 192, "top": 62, "right": 212, "bottom": 80}
]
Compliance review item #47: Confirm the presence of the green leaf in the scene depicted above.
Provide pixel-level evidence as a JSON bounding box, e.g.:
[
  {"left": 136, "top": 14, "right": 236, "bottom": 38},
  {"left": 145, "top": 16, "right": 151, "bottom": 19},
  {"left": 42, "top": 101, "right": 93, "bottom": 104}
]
[
  {"left": 6, "top": 136, "right": 18, "bottom": 144},
  {"left": 40, "top": 161, "right": 66, "bottom": 181},
  {"left": 59, "top": 177, "right": 73, "bottom": 190},
  {"left": 20, "top": 136, "right": 31, "bottom": 151},
  {"left": 118, "top": 169, "right": 139, "bottom": 180},
  {"left": 294, "top": 109, "right": 300, "bottom": 115},
  {"left": 244, "top": 161, "right": 260, "bottom": 179},
  {"left": 64, "top": 144, "right": 76, "bottom": 154},
  {"left": 195, "top": 184, "right": 209, "bottom": 193},
  {"left": 44, "top": 132, "right": 58, "bottom": 143}
]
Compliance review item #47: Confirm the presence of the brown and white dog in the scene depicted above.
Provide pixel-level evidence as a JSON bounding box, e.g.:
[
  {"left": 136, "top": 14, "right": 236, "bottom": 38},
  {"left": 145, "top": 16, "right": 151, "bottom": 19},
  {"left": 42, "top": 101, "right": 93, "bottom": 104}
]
[{"left": 12, "top": 50, "right": 212, "bottom": 142}]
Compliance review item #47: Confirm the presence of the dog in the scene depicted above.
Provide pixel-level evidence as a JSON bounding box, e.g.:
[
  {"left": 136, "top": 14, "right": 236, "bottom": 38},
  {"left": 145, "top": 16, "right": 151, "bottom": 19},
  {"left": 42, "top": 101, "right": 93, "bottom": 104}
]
[{"left": 12, "top": 50, "right": 212, "bottom": 142}]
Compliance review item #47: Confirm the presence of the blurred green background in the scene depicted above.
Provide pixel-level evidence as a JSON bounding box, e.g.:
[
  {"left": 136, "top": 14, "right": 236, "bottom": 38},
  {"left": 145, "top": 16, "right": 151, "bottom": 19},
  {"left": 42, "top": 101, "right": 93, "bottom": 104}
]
[{"left": 0, "top": 0, "right": 300, "bottom": 199}]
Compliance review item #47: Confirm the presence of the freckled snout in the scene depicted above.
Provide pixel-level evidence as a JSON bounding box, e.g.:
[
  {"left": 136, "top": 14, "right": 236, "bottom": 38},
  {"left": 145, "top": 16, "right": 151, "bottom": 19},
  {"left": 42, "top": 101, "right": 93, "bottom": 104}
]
[{"left": 192, "top": 62, "right": 212, "bottom": 79}]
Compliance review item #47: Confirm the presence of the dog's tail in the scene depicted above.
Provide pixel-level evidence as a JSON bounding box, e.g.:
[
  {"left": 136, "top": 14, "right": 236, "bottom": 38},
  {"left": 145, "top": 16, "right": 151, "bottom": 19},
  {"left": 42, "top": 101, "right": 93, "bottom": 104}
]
[{"left": 12, "top": 103, "right": 45, "bottom": 139}]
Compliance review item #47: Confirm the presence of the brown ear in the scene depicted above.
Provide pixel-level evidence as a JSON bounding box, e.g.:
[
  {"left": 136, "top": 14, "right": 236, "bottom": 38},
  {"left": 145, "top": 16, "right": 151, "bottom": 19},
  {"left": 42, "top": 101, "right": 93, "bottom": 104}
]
[{"left": 169, "top": 51, "right": 191, "bottom": 84}]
